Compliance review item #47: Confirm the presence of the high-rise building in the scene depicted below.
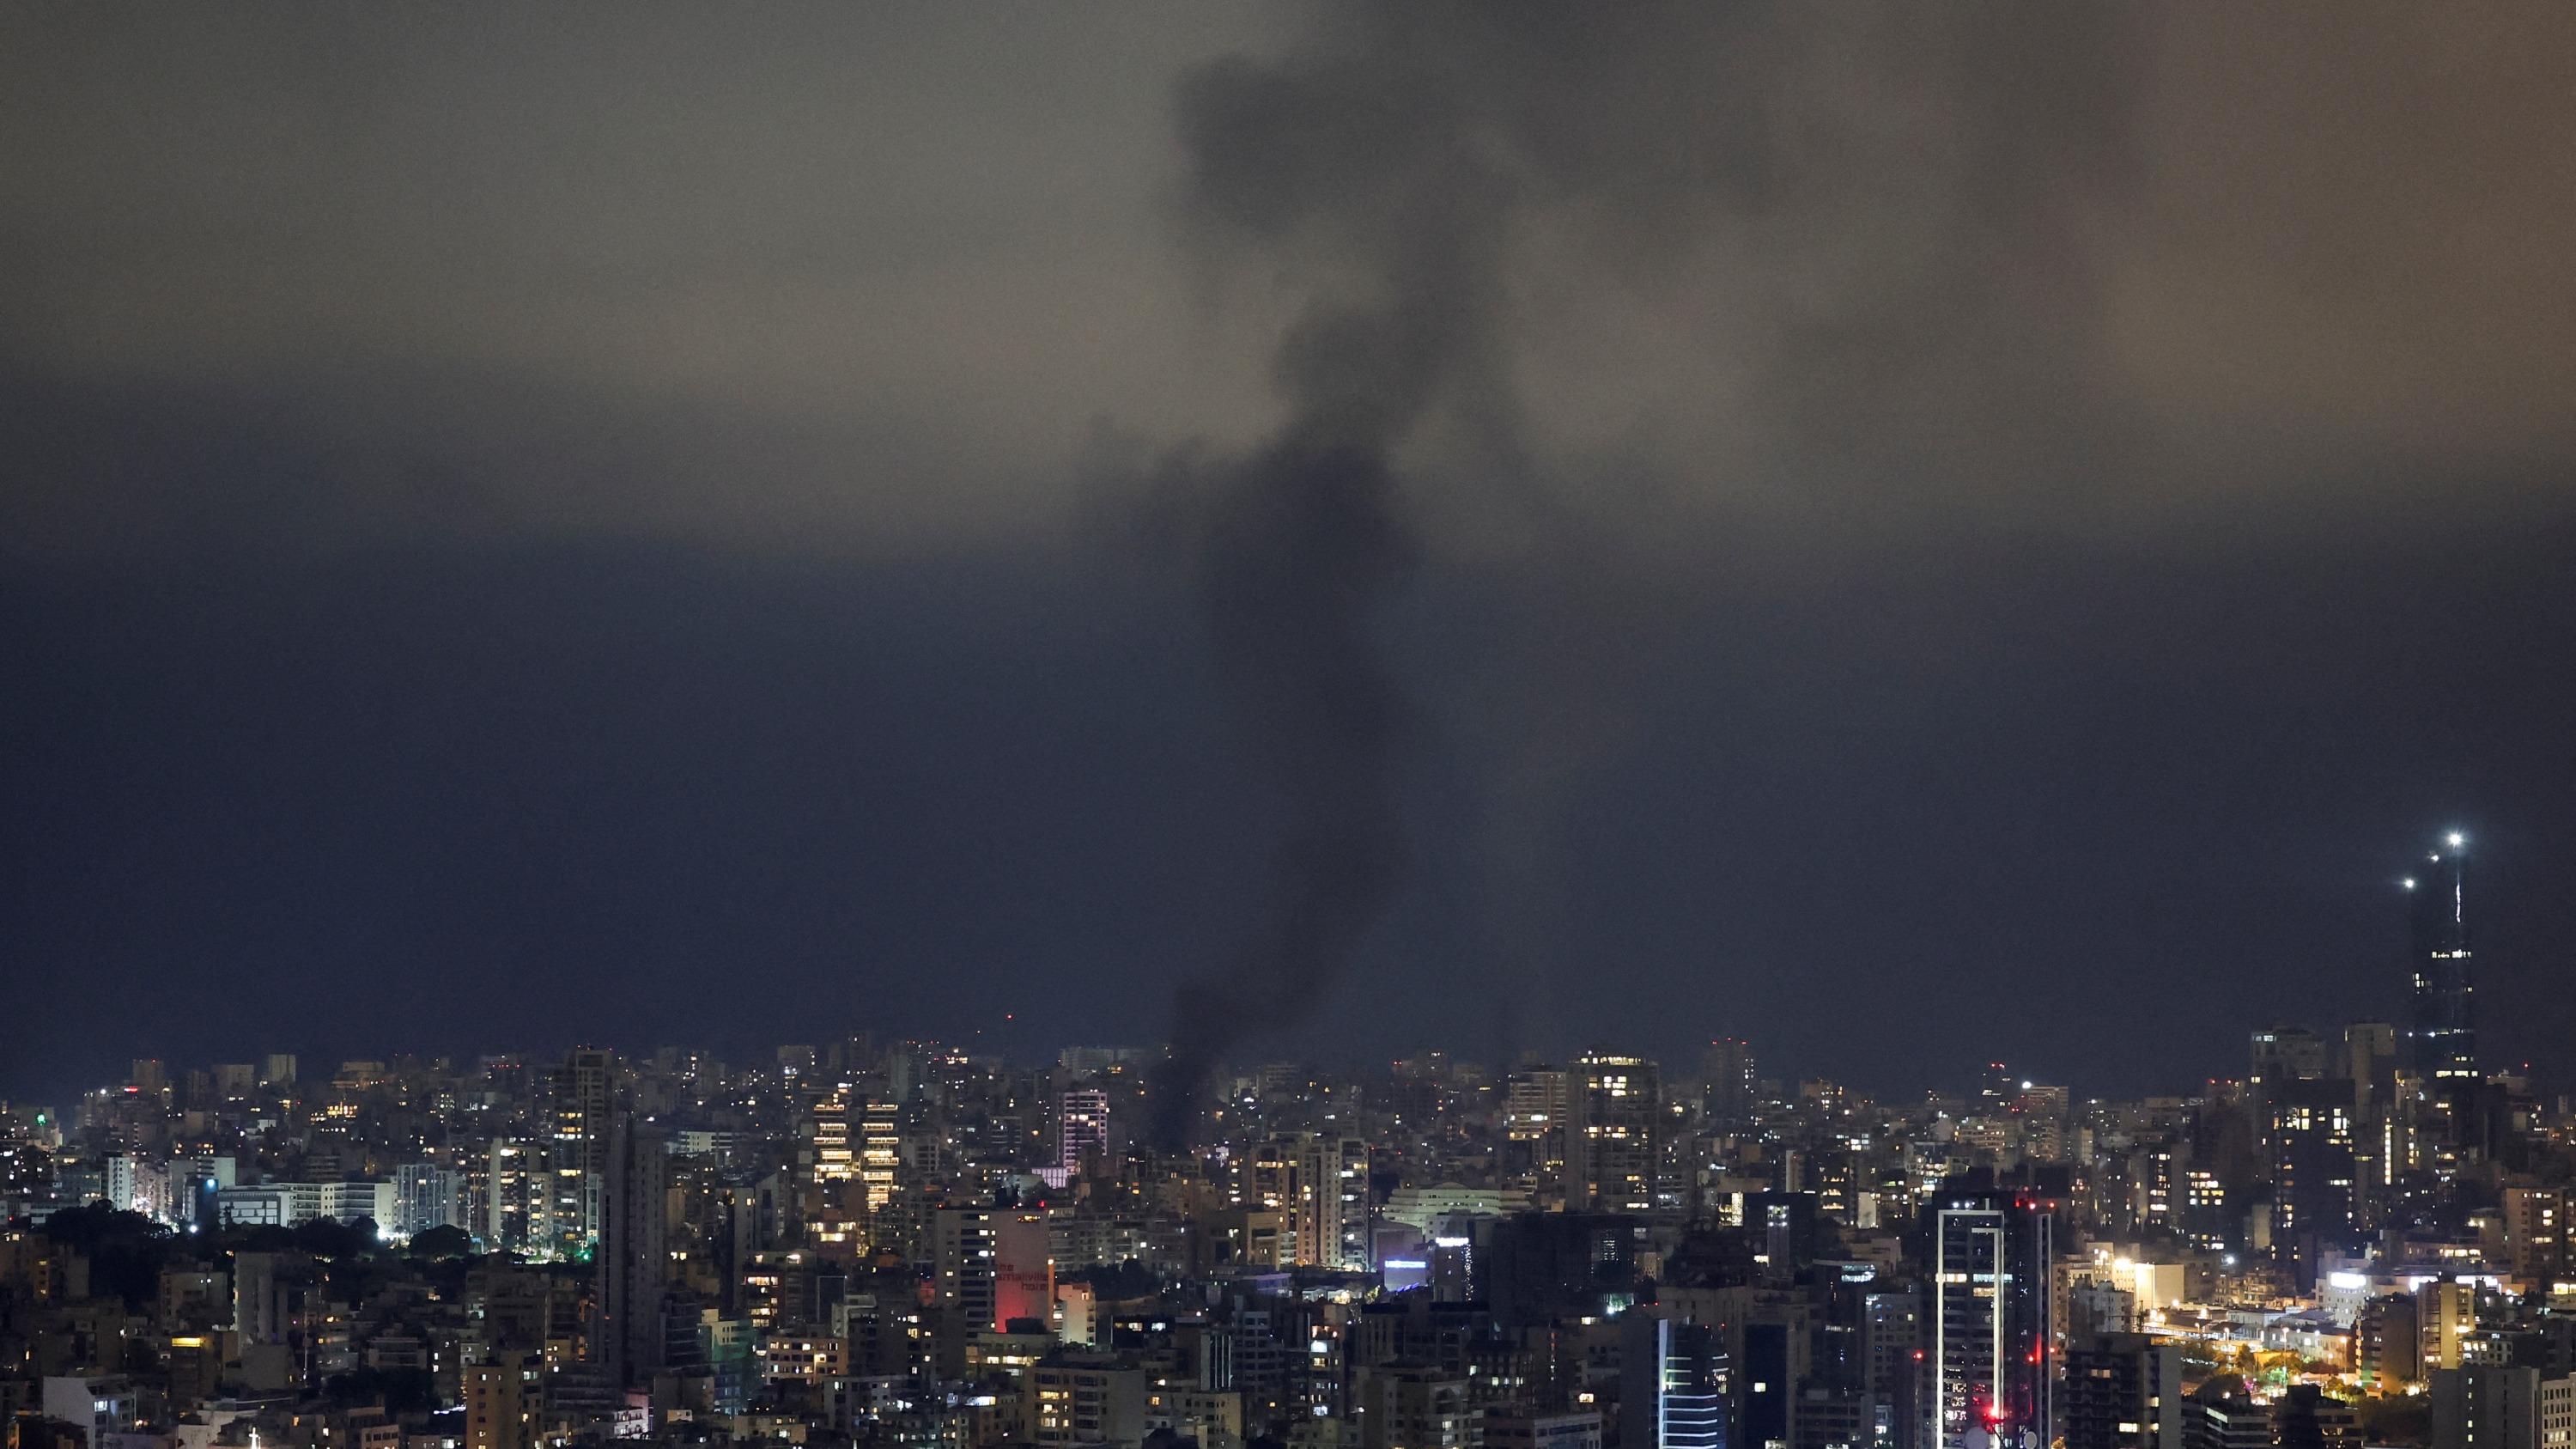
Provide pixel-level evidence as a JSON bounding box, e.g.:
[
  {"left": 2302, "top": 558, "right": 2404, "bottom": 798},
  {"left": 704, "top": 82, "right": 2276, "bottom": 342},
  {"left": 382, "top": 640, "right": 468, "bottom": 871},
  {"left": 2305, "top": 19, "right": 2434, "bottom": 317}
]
[
  {"left": 1926, "top": 1190, "right": 2053, "bottom": 1449},
  {"left": 2356, "top": 1294, "right": 2421, "bottom": 1390},
  {"left": 234, "top": 1251, "right": 284, "bottom": 1343},
  {"left": 1863, "top": 1290, "right": 1923, "bottom": 1449},
  {"left": 1619, "top": 1313, "right": 1729, "bottom": 1449},
  {"left": 2249, "top": 1027, "right": 2328, "bottom": 1165},
  {"left": 1486, "top": 1212, "right": 1637, "bottom": 1326},
  {"left": 394, "top": 1164, "right": 470, "bottom": 1238},
  {"left": 858, "top": 1099, "right": 901, "bottom": 1215},
  {"left": 552, "top": 1048, "right": 617, "bottom": 1249},
  {"left": 1297, "top": 1135, "right": 1372, "bottom": 1269},
  {"left": 2063, "top": 1333, "right": 2184, "bottom": 1449},
  {"left": 2268, "top": 1078, "right": 2359, "bottom": 1285},
  {"left": 811, "top": 1091, "right": 854, "bottom": 1189},
  {"left": 2500, "top": 1184, "right": 2568, "bottom": 1282},
  {"left": 1248, "top": 1135, "right": 1306, "bottom": 1245},
  {"left": 1748, "top": 1192, "right": 1822, "bottom": 1284},
  {"left": 1058, "top": 1089, "right": 1110, "bottom": 1178},
  {"left": 1703, "top": 1040, "right": 1759, "bottom": 1127},
  {"left": 2537, "top": 1376, "right": 2575, "bottom": 1449},
  {"left": 2421, "top": 1279, "right": 2477, "bottom": 1372},
  {"left": 1237, "top": 1134, "right": 1358, "bottom": 1270},
  {"left": 2431, "top": 1365, "right": 2540, "bottom": 1449},
  {"left": 465, "top": 1349, "right": 542, "bottom": 1449},
  {"left": 1505, "top": 1070, "right": 1574, "bottom": 1192},
  {"left": 934, "top": 1206, "right": 999, "bottom": 1330},
  {"left": 2343, "top": 1024, "right": 2399, "bottom": 1106},
  {"left": 1571, "top": 1051, "right": 1659, "bottom": 1213},
  {"left": 2409, "top": 836, "right": 2477, "bottom": 1081},
  {"left": 2177, "top": 1166, "right": 2230, "bottom": 1254},
  {"left": 1741, "top": 1318, "right": 1795, "bottom": 1449},
  {"left": 596, "top": 1117, "right": 668, "bottom": 1388},
  {"left": 485, "top": 1138, "right": 556, "bottom": 1257},
  {"left": 2249, "top": 1028, "right": 2328, "bottom": 1093},
  {"left": 993, "top": 1208, "right": 1053, "bottom": 1330},
  {"left": 105, "top": 1154, "right": 169, "bottom": 1221}
]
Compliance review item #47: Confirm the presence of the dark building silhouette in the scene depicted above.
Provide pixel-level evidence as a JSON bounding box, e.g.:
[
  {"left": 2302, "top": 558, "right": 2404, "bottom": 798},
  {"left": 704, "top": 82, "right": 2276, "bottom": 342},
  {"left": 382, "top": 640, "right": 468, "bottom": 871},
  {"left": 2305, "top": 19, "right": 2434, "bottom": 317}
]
[
  {"left": 2267, "top": 1078, "right": 2360, "bottom": 1288},
  {"left": 1746, "top": 1192, "right": 1824, "bottom": 1285},
  {"left": 2063, "top": 1333, "right": 2182, "bottom": 1449},
  {"left": 1486, "top": 1212, "right": 1637, "bottom": 1326},
  {"left": 2184, "top": 1377, "right": 2272, "bottom": 1449},
  {"left": 2272, "top": 1385, "right": 2358, "bottom": 1449},
  {"left": 598, "top": 1115, "right": 670, "bottom": 1389},
  {"left": 1862, "top": 1289, "right": 1923, "bottom": 1449}
]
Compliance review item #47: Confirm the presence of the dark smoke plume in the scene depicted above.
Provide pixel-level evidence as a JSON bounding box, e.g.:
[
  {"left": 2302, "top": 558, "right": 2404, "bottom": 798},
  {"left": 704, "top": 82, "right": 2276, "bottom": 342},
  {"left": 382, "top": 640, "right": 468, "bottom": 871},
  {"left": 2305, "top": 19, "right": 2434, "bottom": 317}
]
[
  {"left": 1144, "top": 35, "right": 1516, "bottom": 1147},
  {"left": 1148, "top": 0, "right": 2427, "bottom": 1135},
  {"left": 1145, "top": 421, "right": 1414, "bottom": 1149}
]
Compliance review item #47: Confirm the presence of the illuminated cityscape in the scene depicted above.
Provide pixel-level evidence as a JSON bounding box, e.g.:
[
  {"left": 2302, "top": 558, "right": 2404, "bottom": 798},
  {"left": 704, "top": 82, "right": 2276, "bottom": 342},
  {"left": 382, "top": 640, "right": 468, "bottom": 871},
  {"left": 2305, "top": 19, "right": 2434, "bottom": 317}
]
[
  {"left": 10, "top": 6, "right": 2573, "bottom": 1449},
  {"left": 3, "top": 834, "right": 2568, "bottom": 1449}
]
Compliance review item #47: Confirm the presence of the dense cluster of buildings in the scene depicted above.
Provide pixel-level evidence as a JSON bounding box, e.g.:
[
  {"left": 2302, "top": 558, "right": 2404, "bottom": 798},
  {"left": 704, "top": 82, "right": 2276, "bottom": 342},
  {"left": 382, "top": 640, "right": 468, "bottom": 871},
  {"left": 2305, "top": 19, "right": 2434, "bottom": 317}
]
[{"left": 3, "top": 836, "right": 2568, "bottom": 1449}]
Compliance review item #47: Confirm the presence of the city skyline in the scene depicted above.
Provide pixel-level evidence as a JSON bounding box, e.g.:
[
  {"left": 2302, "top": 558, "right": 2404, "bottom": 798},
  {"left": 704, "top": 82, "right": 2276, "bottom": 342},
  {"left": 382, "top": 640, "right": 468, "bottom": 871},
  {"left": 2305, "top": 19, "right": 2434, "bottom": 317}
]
[
  {"left": 4, "top": 823, "right": 2567, "bottom": 1449},
  {"left": 12, "top": 958, "right": 2562, "bottom": 1449},
  {"left": 15, "top": 821, "right": 2516, "bottom": 1126},
  {"left": 8, "top": 9, "right": 2575, "bottom": 1447},
  {"left": 4, "top": 827, "right": 2535, "bottom": 1111},
  {"left": 11, "top": 4, "right": 2576, "bottom": 1112}
]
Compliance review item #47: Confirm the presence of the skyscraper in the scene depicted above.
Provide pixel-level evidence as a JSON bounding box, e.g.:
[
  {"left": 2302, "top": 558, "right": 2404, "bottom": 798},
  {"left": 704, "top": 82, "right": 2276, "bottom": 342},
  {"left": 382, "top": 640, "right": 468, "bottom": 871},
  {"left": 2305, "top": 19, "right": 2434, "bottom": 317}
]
[
  {"left": 811, "top": 1090, "right": 854, "bottom": 1188},
  {"left": 2062, "top": 1334, "right": 2184, "bottom": 1449},
  {"left": 1620, "top": 1312, "right": 1729, "bottom": 1449},
  {"left": 1571, "top": 1050, "right": 1659, "bottom": 1213},
  {"left": 1701, "top": 1039, "right": 1759, "bottom": 1128},
  {"left": 1249, "top": 1134, "right": 1306, "bottom": 1241},
  {"left": 858, "top": 1097, "right": 901, "bottom": 1215},
  {"left": 1927, "top": 1189, "right": 2053, "bottom": 1449},
  {"left": 1504, "top": 1068, "right": 1574, "bottom": 1192},
  {"left": 2268, "top": 1078, "right": 2359, "bottom": 1286},
  {"left": 1057, "top": 1088, "right": 1109, "bottom": 1178},
  {"left": 933, "top": 1205, "right": 999, "bottom": 1330},
  {"left": 597, "top": 1116, "right": 669, "bottom": 1388},
  {"left": 2408, "top": 835, "right": 2476, "bottom": 1081},
  {"left": 553, "top": 1048, "right": 617, "bottom": 1249},
  {"left": 1295, "top": 1135, "right": 1372, "bottom": 1269}
]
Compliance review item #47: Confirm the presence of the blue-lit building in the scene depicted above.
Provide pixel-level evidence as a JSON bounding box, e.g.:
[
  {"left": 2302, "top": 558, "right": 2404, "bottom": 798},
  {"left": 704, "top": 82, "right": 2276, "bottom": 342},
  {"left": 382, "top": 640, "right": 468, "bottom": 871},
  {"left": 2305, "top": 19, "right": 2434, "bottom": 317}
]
[{"left": 1622, "top": 1313, "right": 1729, "bottom": 1449}]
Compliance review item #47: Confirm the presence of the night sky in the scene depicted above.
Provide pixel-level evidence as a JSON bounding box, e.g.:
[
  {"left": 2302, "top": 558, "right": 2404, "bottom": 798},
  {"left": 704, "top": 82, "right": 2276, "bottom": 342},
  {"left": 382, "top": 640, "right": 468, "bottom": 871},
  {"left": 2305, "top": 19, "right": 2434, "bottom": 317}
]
[{"left": 8, "top": 4, "right": 2573, "bottom": 1105}]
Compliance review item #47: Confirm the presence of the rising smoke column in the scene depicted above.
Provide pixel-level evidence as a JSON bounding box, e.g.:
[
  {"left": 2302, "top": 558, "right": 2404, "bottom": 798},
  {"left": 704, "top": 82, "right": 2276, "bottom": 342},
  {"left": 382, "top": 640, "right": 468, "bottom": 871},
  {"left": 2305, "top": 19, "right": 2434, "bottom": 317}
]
[
  {"left": 1145, "top": 41, "right": 1516, "bottom": 1148},
  {"left": 1146, "top": 420, "right": 1413, "bottom": 1149},
  {"left": 1143, "top": 3, "right": 2149, "bottom": 1144}
]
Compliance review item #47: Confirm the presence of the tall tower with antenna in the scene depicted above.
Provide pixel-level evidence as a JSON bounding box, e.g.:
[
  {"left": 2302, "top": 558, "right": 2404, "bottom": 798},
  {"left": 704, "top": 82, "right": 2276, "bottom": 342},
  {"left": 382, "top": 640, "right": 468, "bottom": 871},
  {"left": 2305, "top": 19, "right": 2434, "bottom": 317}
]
[{"left": 2406, "top": 831, "right": 2477, "bottom": 1081}]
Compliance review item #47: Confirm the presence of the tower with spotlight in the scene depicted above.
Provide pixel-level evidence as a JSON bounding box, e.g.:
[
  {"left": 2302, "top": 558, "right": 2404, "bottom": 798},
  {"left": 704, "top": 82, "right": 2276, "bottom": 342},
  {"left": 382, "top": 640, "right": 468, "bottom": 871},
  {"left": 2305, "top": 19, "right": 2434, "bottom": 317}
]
[{"left": 2406, "top": 832, "right": 2477, "bottom": 1082}]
